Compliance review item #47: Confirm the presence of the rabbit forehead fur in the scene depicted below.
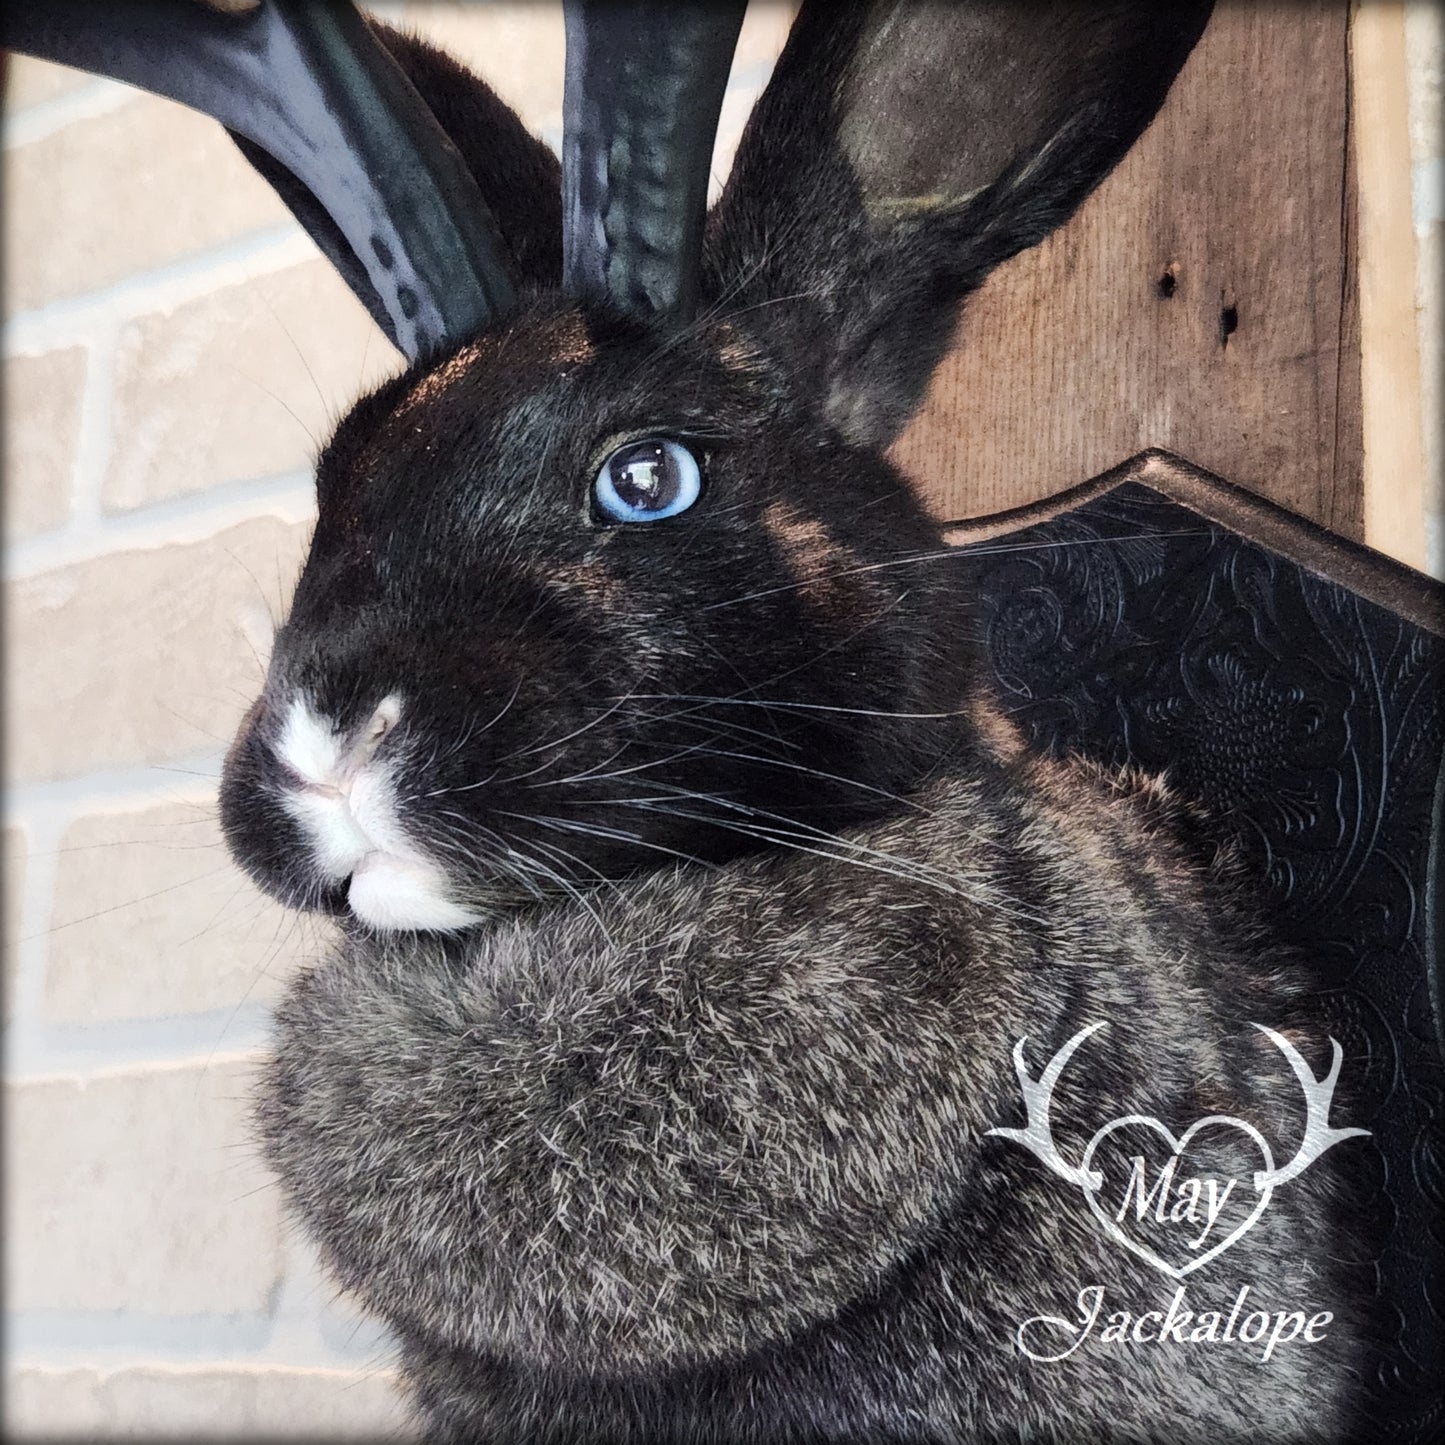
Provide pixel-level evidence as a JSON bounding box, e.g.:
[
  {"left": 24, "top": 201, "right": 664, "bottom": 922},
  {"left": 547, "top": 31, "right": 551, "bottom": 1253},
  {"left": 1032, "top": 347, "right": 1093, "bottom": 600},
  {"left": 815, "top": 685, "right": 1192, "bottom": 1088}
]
[{"left": 220, "top": 296, "right": 975, "bottom": 922}]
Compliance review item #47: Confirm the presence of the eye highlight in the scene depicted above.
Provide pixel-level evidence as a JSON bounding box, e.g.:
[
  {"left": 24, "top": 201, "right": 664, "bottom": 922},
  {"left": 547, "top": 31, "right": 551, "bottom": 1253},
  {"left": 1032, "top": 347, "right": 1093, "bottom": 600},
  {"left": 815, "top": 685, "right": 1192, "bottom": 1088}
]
[{"left": 592, "top": 437, "right": 702, "bottom": 524}]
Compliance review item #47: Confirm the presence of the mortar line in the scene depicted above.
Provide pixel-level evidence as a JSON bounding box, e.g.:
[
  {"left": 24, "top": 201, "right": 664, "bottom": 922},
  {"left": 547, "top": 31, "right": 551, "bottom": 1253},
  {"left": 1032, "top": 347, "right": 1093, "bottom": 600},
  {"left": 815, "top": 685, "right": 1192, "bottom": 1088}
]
[
  {"left": 4, "top": 470, "right": 317, "bottom": 581},
  {"left": 3, "top": 226, "right": 316, "bottom": 357},
  {"left": 3, "top": 752, "right": 227, "bottom": 819},
  {"left": 2, "top": 76, "right": 134, "bottom": 149}
]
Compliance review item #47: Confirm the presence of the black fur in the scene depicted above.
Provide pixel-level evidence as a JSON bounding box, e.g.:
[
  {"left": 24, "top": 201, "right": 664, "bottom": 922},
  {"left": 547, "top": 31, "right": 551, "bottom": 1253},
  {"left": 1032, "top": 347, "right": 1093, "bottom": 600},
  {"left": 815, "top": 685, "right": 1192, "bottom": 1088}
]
[{"left": 216, "top": 5, "right": 1369, "bottom": 1440}]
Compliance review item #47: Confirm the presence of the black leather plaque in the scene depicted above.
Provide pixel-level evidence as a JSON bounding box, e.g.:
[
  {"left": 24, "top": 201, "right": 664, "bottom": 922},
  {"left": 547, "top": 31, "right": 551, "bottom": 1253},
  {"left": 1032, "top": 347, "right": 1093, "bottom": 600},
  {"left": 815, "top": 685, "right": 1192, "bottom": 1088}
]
[{"left": 954, "top": 452, "right": 1445, "bottom": 1442}]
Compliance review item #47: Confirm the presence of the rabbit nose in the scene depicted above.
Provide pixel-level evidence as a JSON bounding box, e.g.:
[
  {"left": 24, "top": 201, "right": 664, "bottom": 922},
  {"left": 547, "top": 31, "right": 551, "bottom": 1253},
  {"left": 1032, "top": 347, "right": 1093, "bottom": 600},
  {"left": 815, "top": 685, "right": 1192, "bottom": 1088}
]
[
  {"left": 273, "top": 693, "right": 402, "bottom": 795},
  {"left": 269, "top": 691, "right": 403, "bottom": 884},
  {"left": 262, "top": 689, "right": 482, "bottom": 933}
]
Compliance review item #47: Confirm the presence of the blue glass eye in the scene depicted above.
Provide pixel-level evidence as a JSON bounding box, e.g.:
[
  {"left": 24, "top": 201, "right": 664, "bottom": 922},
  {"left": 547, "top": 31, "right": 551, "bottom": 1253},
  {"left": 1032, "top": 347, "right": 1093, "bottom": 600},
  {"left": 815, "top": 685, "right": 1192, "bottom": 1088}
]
[{"left": 592, "top": 437, "right": 702, "bottom": 523}]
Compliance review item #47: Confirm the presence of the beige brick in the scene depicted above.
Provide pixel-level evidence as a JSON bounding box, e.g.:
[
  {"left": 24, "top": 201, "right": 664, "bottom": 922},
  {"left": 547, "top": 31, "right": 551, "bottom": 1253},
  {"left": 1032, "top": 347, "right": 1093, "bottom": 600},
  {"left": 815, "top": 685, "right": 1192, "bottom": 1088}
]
[
  {"left": 3, "top": 348, "right": 87, "bottom": 540},
  {"left": 731, "top": 2, "right": 798, "bottom": 72},
  {"left": 5, "top": 1056, "right": 284, "bottom": 1313},
  {"left": 3, "top": 826, "right": 26, "bottom": 1026},
  {"left": 1419, "top": 220, "right": 1442, "bottom": 512},
  {"left": 3, "top": 56, "right": 95, "bottom": 113},
  {"left": 4, "top": 1366, "right": 107, "bottom": 1439},
  {"left": 5, "top": 515, "right": 313, "bottom": 784},
  {"left": 715, "top": 4, "right": 794, "bottom": 192},
  {"left": 247, "top": 1366, "right": 417, "bottom": 1440},
  {"left": 4, "top": 94, "right": 290, "bottom": 314},
  {"left": 5, "top": 1364, "right": 417, "bottom": 1441},
  {"left": 106, "top": 262, "right": 396, "bottom": 512},
  {"left": 46, "top": 799, "right": 333, "bottom": 1026}
]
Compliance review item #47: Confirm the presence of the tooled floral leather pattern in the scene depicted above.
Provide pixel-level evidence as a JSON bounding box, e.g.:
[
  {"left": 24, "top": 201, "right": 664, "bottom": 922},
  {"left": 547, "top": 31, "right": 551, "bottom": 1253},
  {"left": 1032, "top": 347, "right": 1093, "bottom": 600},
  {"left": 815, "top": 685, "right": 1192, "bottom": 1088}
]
[{"left": 957, "top": 480, "right": 1444, "bottom": 1441}]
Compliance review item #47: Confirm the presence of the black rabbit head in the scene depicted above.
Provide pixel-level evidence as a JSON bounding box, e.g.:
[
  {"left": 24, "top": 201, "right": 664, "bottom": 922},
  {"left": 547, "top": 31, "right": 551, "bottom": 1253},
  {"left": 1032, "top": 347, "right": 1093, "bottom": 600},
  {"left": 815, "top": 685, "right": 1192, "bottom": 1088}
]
[
  {"left": 219, "top": 283, "right": 979, "bottom": 928},
  {"left": 5, "top": 0, "right": 1211, "bottom": 930}
]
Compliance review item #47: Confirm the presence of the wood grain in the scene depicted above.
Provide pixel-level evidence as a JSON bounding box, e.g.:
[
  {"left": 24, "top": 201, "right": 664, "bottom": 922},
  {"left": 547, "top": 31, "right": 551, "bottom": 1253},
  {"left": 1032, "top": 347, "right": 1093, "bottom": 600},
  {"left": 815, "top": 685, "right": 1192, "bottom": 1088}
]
[{"left": 892, "top": 1, "right": 1364, "bottom": 538}]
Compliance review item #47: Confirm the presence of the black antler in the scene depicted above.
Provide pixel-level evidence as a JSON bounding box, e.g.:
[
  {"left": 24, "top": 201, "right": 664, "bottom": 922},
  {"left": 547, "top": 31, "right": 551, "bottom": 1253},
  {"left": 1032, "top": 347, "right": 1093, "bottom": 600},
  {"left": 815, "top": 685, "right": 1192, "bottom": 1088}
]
[
  {"left": 1, "top": 0, "right": 516, "bottom": 360},
  {"left": 561, "top": 0, "right": 747, "bottom": 323}
]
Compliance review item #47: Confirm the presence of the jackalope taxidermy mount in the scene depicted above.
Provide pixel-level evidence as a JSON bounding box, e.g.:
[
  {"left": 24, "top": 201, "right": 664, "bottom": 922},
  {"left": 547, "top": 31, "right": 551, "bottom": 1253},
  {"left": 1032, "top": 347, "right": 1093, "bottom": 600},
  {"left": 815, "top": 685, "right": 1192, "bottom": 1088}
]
[{"left": 3, "top": 1, "right": 1380, "bottom": 1441}]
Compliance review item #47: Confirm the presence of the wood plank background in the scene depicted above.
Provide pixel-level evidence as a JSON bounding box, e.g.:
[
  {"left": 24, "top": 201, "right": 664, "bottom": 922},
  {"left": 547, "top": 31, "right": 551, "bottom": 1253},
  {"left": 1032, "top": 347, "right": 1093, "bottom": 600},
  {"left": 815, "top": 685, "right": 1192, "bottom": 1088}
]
[{"left": 894, "top": 1, "right": 1364, "bottom": 539}]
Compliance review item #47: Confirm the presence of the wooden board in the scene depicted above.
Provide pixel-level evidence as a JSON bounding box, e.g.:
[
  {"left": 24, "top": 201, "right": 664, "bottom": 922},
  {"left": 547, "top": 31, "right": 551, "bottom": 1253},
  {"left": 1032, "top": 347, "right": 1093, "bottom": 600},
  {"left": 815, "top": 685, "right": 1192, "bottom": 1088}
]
[{"left": 892, "top": 0, "right": 1364, "bottom": 539}]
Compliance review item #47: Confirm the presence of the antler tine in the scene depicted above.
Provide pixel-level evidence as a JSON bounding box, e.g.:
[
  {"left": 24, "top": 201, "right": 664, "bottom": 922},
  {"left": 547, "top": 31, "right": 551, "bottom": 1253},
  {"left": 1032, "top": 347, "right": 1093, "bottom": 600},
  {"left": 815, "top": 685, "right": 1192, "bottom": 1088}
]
[
  {"left": 1252, "top": 1025, "right": 1370, "bottom": 1190},
  {"left": 0, "top": 0, "right": 516, "bottom": 360},
  {"left": 561, "top": 0, "right": 747, "bottom": 322},
  {"left": 986, "top": 1023, "right": 1106, "bottom": 1190}
]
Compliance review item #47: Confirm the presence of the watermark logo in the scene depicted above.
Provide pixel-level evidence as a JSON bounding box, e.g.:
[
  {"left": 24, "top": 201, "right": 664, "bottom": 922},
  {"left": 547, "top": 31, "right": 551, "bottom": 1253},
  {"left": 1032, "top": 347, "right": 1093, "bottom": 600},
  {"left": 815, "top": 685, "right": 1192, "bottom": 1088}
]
[{"left": 986, "top": 1021, "right": 1368, "bottom": 1280}]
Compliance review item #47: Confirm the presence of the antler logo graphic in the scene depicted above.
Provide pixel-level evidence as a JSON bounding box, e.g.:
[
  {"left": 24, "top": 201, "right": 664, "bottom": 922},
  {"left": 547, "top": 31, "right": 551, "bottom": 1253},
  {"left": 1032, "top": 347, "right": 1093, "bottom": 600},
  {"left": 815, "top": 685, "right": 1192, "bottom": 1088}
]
[{"left": 987, "top": 1023, "right": 1369, "bottom": 1279}]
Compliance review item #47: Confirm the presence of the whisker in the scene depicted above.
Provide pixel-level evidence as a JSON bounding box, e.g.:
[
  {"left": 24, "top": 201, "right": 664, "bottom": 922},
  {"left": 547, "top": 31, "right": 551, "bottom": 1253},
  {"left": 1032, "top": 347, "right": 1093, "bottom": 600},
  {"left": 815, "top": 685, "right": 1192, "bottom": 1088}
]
[
  {"left": 573, "top": 777, "right": 1047, "bottom": 928},
  {"left": 622, "top": 693, "right": 970, "bottom": 721},
  {"left": 696, "top": 530, "right": 1212, "bottom": 612},
  {"left": 495, "top": 809, "right": 716, "bottom": 874},
  {"left": 500, "top": 693, "right": 638, "bottom": 764}
]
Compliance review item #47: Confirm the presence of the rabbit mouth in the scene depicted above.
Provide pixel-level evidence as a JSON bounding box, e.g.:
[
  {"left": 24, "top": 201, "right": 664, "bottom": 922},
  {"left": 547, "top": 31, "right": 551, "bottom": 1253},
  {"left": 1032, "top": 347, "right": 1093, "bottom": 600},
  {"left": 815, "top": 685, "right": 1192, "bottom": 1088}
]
[
  {"left": 345, "top": 851, "right": 481, "bottom": 933},
  {"left": 287, "top": 783, "right": 484, "bottom": 933}
]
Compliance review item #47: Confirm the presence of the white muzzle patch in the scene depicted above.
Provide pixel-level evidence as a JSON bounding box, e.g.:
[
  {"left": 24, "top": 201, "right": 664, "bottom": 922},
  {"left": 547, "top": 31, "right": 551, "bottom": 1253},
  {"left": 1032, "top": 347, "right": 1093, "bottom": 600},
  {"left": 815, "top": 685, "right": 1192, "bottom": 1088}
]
[{"left": 275, "top": 693, "right": 482, "bottom": 932}]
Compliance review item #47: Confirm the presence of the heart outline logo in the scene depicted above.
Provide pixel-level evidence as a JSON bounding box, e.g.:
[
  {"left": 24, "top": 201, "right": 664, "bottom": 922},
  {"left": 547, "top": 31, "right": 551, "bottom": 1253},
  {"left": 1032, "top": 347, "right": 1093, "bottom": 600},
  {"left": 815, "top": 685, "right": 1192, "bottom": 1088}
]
[
  {"left": 1078, "top": 1113, "right": 1275, "bottom": 1279},
  {"left": 985, "top": 1022, "right": 1369, "bottom": 1281}
]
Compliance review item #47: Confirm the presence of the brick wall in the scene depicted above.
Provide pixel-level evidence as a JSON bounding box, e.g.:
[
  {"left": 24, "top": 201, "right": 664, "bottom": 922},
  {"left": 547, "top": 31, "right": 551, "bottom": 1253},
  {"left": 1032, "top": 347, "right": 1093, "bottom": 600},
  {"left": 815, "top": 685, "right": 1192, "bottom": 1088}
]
[
  {"left": 2, "top": 4, "right": 1437, "bottom": 1440},
  {"left": 2, "top": 4, "right": 791, "bottom": 1437}
]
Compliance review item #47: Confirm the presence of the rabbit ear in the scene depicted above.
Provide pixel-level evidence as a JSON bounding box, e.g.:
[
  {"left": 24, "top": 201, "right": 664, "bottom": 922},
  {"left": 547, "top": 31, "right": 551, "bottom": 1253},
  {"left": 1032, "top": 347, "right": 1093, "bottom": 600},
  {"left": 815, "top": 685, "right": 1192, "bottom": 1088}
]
[
  {"left": 706, "top": 0, "right": 1214, "bottom": 449},
  {"left": 0, "top": 0, "right": 528, "bottom": 362}
]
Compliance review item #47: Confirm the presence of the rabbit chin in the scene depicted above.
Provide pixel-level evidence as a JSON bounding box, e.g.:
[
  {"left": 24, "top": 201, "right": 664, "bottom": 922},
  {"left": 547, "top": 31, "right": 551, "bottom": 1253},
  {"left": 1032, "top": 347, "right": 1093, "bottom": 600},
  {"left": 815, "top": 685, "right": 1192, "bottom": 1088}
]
[{"left": 346, "top": 852, "right": 481, "bottom": 932}]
